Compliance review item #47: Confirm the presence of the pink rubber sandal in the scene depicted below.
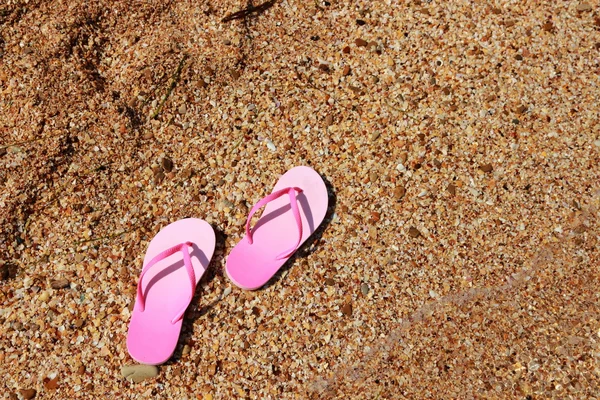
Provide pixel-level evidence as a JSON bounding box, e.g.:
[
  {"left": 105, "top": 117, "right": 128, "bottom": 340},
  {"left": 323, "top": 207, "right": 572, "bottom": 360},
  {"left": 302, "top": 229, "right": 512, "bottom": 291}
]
[
  {"left": 126, "top": 218, "right": 215, "bottom": 365},
  {"left": 226, "top": 166, "right": 329, "bottom": 290}
]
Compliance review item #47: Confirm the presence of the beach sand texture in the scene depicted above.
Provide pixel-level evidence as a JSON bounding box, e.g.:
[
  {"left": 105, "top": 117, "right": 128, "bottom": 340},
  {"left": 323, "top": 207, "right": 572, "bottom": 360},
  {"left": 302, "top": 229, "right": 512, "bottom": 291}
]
[{"left": 1, "top": 0, "right": 600, "bottom": 398}]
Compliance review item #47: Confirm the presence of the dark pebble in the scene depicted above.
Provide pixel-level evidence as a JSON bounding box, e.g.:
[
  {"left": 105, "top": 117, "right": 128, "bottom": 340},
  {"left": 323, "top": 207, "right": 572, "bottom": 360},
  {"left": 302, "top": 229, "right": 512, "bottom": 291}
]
[
  {"left": 0, "top": 263, "right": 18, "bottom": 281},
  {"left": 480, "top": 163, "right": 493, "bottom": 173},
  {"left": 341, "top": 302, "right": 353, "bottom": 316},
  {"left": 408, "top": 227, "right": 422, "bottom": 238},
  {"left": 161, "top": 157, "right": 174, "bottom": 172}
]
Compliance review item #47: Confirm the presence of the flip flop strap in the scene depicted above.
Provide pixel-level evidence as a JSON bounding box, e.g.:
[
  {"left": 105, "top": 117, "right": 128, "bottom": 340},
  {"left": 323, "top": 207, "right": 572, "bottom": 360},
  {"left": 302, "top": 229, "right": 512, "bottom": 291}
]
[
  {"left": 246, "top": 186, "right": 304, "bottom": 260},
  {"left": 136, "top": 241, "right": 196, "bottom": 324}
]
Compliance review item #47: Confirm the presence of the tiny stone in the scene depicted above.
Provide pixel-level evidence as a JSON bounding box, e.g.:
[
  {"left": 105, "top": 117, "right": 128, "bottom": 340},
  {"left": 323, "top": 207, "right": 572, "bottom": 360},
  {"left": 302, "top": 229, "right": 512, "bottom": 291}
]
[
  {"left": 154, "top": 171, "right": 165, "bottom": 185},
  {"left": 408, "top": 227, "right": 422, "bottom": 238},
  {"left": 121, "top": 364, "right": 159, "bottom": 383},
  {"left": 182, "top": 344, "right": 191, "bottom": 356},
  {"left": 0, "top": 263, "right": 18, "bottom": 281},
  {"left": 371, "top": 131, "right": 381, "bottom": 141},
  {"left": 342, "top": 65, "right": 351, "bottom": 76},
  {"left": 447, "top": 184, "right": 456, "bottom": 196},
  {"left": 516, "top": 104, "right": 527, "bottom": 114},
  {"left": 479, "top": 163, "right": 493, "bottom": 173},
  {"left": 143, "top": 131, "right": 154, "bottom": 140},
  {"left": 355, "top": 38, "right": 368, "bottom": 47},
  {"left": 161, "top": 157, "right": 174, "bottom": 172},
  {"left": 341, "top": 302, "right": 353, "bottom": 316},
  {"left": 325, "top": 114, "right": 334, "bottom": 126},
  {"left": 74, "top": 319, "right": 84, "bottom": 328},
  {"left": 230, "top": 69, "right": 241, "bottom": 79},
  {"left": 393, "top": 186, "right": 406, "bottom": 200},
  {"left": 356, "top": 19, "right": 366, "bottom": 26},
  {"left": 342, "top": 46, "right": 351, "bottom": 54},
  {"left": 369, "top": 171, "right": 378, "bottom": 182},
  {"left": 51, "top": 278, "right": 70, "bottom": 290},
  {"left": 19, "top": 389, "right": 36, "bottom": 400},
  {"left": 325, "top": 278, "right": 335, "bottom": 286},
  {"left": 576, "top": 2, "right": 592, "bottom": 11},
  {"left": 44, "top": 376, "right": 59, "bottom": 390},
  {"left": 318, "top": 63, "right": 330, "bottom": 72},
  {"left": 38, "top": 291, "right": 50, "bottom": 302},
  {"left": 360, "top": 283, "right": 370, "bottom": 295},
  {"left": 207, "top": 363, "right": 217, "bottom": 376},
  {"left": 82, "top": 205, "right": 92, "bottom": 213},
  {"left": 542, "top": 21, "right": 554, "bottom": 32},
  {"left": 178, "top": 104, "right": 187, "bottom": 115}
]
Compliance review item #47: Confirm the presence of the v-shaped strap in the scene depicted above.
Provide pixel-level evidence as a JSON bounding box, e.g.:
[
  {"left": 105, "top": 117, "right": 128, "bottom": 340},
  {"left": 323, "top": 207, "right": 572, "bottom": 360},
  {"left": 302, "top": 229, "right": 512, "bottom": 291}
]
[
  {"left": 246, "top": 186, "right": 304, "bottom": 260},
  {"left": 136, "top": 241, "right": 196, "bottom": 324}
]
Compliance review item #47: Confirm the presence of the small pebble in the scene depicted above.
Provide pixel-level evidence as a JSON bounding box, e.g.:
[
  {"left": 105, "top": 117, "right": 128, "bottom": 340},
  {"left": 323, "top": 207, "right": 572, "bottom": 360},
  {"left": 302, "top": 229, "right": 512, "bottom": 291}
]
[
  {"left": 121, "top": 364, "right": 159, "bottom": 383},
  {"left": 154, "top": 171, "right": 165, "bottom": 185},
  {"left": 342, "top": 65, "right": 351, "bottom": 76},
  {"left": 19, "top": 389, "right": 36, "bottom": 400},
  {"left": 207, "top": 363, "right": 217, "bottom": 376},
  {"left": 576, "top": 2, "right": 592, "bottom": 11},
  {"left": 360, "top": 283, "right": 370, "bottom": 295},
  {"left": 38, "top": 291, "right": 50, "bottom": 302},
  {"left": 325, "top": 114, "right": 334, "bottom": 126},
  {"left": 143, "top": 131, "right": 154, "bottom": 140},
  {"left": 266, "top": 139, "right": 277, "bottom": 152},
  {"left": 447, "top": 184, "right": 456, "bottom": 196},
  {"left": 393, "top": 186, "right": 406, "bottom": 200},
  {"left": 161, "top": 157, "right": 174, "bottom": 172},
  {"left": 341, "top": 302, "right": 353, "bottom": 316},
  {"left": 182, "top": 344, "right": 191, "bottom": 356},
  {"left": 50, "top": 278, "right": 70, "bottom": 290},
  {"left": 178, "top": 104, "right": 187, "bottom": 115},
  {"left": 355, "top": 38, "right": 368, "bottom": 47},
  {"left": 369, "top": 171, "right": 378, "bottom": 183},
  {"left": 0, "top": 263, "right": 18, "bottom": 281},
  {"left": 408, "top": 227, "right": 422, "bottom": 238},
  {"left": 479, "top": 163, "right": 493, "bottom": 173},
  {"left": 318, "top": 63, "right": 330, "bottom": 72},
  {"left": 43, "top": 376, "right": 59, "bottom": 390},
  {"left": 325, "top": 278, "right": 335, "bottom": 286}
]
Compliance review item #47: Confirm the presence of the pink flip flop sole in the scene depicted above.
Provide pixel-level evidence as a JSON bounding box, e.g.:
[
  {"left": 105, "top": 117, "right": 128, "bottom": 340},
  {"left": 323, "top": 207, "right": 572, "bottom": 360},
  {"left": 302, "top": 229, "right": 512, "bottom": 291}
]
[
  {"left": 226, "top": 166, "right": 329, "bottom": 290},
  {"left": 126, "top": 218, "right": 215, "bottom": 365}
]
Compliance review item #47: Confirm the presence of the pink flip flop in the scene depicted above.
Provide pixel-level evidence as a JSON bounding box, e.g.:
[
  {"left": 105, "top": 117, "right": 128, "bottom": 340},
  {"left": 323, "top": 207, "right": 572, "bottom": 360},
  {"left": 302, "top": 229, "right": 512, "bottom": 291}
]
[
  {"left": 126, "top": 218, "right": 215, "bottom": 365},
  {"left": 226, "top": 166, "right": 329, "bottom": 290}
]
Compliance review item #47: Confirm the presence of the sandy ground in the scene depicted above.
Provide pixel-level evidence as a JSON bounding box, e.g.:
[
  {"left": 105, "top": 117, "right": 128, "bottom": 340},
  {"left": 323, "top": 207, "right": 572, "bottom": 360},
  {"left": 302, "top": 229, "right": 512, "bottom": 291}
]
[{"left": 1, "top": 0, "right": 600, "bottom": 398}]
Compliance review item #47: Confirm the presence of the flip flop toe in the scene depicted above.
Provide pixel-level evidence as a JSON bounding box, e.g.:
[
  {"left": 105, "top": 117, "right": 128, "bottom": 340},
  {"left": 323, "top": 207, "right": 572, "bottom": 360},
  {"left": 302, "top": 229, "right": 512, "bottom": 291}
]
[
  {"left": 226, "top": 166, "right": 329, "bottom": 290},
  {"left": 126, "top": 218, "right": 215, "bottom": 365}
]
